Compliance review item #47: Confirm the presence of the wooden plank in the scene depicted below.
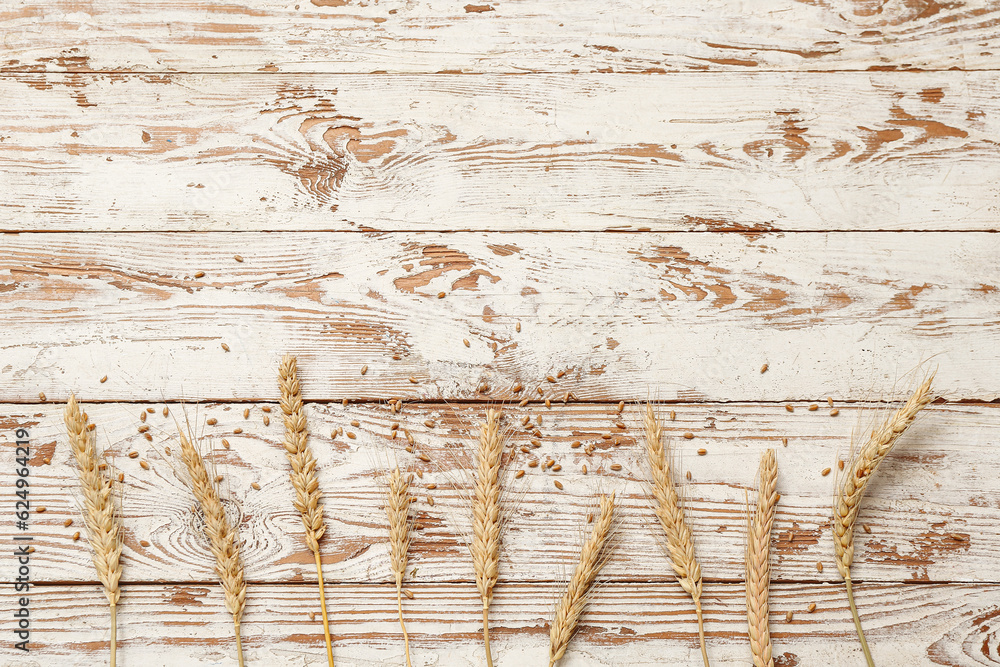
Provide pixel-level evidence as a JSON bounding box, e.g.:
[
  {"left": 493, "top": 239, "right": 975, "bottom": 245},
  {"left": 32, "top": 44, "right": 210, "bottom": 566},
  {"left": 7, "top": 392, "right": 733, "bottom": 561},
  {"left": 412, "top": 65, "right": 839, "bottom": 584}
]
[
  {"left": 4, "top": 402, "right": 997, "bottom": 585},
  {"left": 3, "top": 1, "right": 1000, "bottom": 74},
  {"left": 3, "top": 231, "right": 1000, "bottom": 402},
  {"left": 1, "top": 72, "right": 999, "bottom": 232},
  {"left": 0, "top": 582, "right": 995, "bottom": 665}
]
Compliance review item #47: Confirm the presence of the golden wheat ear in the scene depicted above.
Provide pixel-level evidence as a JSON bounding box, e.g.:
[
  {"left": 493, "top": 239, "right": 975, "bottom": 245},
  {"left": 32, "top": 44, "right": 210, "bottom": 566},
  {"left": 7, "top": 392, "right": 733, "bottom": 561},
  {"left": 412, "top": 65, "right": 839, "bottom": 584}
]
[
  {"left": 471, "top": 408, "right": 505, "bottom": 667},
  {"left": 833, "top": 374, "right": 934, "bottom": 667},
  {"left": 643, "top": 402, "right": 709, "bottom": 666},
  {"left": 278, "top": 354, "right": 334, "bottom": 666},
  {"left": 746, "top": 449, "right": 778, "bottom": 667},
  {"left": 385, "top": 466, "right": 415, "bottom": 667},
  {"left": 548, "top": 493, "right": 616, "bottom": 667},
  {"left": 176, "top": 427, "right": 247, "bottom": 667},
  {"left": 64, "top": 395, "right": 124, "bottom": 667}
]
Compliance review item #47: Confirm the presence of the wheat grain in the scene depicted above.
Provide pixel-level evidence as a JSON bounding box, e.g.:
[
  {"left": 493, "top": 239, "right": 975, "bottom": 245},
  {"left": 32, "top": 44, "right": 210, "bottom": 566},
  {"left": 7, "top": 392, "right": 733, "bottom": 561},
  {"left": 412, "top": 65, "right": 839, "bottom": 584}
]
[
  {"left": 833, "top": 375, "right": 934, "bottom": 667},
  {"left": 278, "top": 354, "right": 334, "bottom": 666},
  {"left": 644, "top": 402, "right": 710, "bottom": 667},
  {"left": 64, "top": 395, "right": 124, "bottom": 667},
  {"left": 471, "top": 408, "right": 505, "bottom": 667},
  {"left": 548, "top": 493, "right": 616, "bottom": 667},
  {"left": 177, "top": 430, "right": 247, "bottom": 667},
  {"left": 746, "top": 449, "right": 778, "bottom": 667},
  {"left": 386, "top": 467, "right": 415, "bottom": 667}
]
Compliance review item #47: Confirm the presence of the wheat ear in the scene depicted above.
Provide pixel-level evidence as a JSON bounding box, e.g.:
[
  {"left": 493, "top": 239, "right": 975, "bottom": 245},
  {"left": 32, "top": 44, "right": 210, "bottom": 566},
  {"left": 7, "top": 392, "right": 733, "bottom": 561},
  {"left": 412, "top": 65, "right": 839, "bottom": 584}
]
[
  {"left": 643, "top": 402, "right": 709, "bottom": 667},
  {"left": 278, "top": 354, "right": 334, "bottom": 666},
  {"left": 178, "top": 430, "right": 247, "bottom": 667},
  {"left": 64, "top": 395, "right": 124, "bottom": 667},
  {"left": 471, "top": 408, "right": 505, "bottom": 667},
  {"left": 746, "top": 449, "right": 777, "bottom": 667},
  {"left": 548, "top": 493, "right": 616, "bottom": 667},
  {"left": 386, "top": 467, "right": 415, "bottom": 667},
  {"left": 833, "top": 375, "right": 934, "bottom": 667}
]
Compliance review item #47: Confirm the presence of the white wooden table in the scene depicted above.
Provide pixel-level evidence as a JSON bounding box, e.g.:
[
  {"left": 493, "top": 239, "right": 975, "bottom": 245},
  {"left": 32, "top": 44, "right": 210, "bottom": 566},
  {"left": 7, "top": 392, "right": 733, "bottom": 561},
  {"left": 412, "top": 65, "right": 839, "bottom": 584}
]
[{"left": 1, "top": 2, "right": 999, "bottom": 665}]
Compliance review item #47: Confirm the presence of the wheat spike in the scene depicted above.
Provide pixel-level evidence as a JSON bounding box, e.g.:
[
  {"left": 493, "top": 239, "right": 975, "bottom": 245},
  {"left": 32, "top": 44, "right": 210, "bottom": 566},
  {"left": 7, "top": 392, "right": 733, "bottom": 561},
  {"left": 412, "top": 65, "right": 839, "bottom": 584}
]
[
  {"left": 548, "top": 493, "right": 616, "bottom": 667},
  {"left": 833, "top": 375, "right": 934, "bottom": 667},
  {"left": 278, "top": 354, "right": 334, "bottom": 666},
  {"left": 471, "top": 408, "right": 505, "bottom": 667},
  {"left": 178, "top": 430, "right": 247, "bottom": 667},
  {"left": 64, "top": 395, "right": 124, "bottom": 667},
  {"left": 643, "top": 402, "right": 709, "bottom": 667},
  {"left": 746, "top": 449, "right": 778, "bottom": 667},
  {"left": 386, "top": 467, "right": 415, "bottom": 667}
]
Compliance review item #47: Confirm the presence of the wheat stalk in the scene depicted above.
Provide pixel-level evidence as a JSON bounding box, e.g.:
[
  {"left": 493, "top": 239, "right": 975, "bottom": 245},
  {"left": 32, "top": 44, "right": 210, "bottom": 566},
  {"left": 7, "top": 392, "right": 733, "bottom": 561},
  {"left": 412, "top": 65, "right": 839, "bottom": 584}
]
[
  {"left": 833, "top": 375, "right": 934, "bottom": 667},
  {"left": 548, "top": 493, "right": 616, "bottom": 667},
  {"left": 177, "top": 429, "right": 247, "bottom": 667},
  {"left": 64, "top": 395, "right": 124, "bottom": 667},
  {"left": 386, "top": 466, "right": 415, "bottom": 667},
  {"left": 471, "top": 408, "right": 505, "bottom": 667},
  {"left": 643, "top": 402, "right": 710, "bottom": 667},
  {"left": 278, "top": 354, "right": 334, "bottom": 666},
  {"left": 746, "top": 449, "right": 777, "bottom": 667}
]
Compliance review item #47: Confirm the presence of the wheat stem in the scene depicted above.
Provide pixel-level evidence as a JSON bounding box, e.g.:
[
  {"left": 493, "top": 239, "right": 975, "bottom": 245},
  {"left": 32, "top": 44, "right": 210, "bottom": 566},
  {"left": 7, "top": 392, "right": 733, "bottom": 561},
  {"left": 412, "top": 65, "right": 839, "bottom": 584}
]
[
  {"left": 643, "top": 402, "right": 710, "bottom": 665},
  {"left": 314, "top": 551, "right": 335, "bottom": 666},
  {"left": 278, "top": 354, "right": 334, "bottom": 666},
  {"left": 235, "top": 620, "right": 245, "bottom": 667},
  {"left": 395, "top": 576, "right": 412, "bottom": 667},
  {"left": 695, "top": 598, "right": 709, "bottom": 667},
  {"left": 110, "top": 604, "right": 117, "bottom": 667},
  {"left": 482, "top": 604, "right": 494, "bottom": 667},
  {"left": 845, "top": 571, "right": 874, "bottom": 667}
]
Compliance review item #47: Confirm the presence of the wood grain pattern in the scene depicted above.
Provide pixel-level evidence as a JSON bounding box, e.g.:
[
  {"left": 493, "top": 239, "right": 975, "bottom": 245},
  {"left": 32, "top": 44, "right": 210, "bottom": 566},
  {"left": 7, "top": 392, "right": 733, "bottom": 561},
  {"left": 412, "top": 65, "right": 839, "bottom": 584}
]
[
  {"left": 1, "top": 73, "right": 999, "bottom": 232},
  {"left": 4, "top": 402, "right": 997, "bottom": 586},
  {"left": 3, "top": 0, "right": 1000, "bottom": 73},
  {"left": 2, "top": 231, "right": 1000, "bottom": 402},
  {"left": 0, "top": 582, "right": 996, "bottom": 665}
]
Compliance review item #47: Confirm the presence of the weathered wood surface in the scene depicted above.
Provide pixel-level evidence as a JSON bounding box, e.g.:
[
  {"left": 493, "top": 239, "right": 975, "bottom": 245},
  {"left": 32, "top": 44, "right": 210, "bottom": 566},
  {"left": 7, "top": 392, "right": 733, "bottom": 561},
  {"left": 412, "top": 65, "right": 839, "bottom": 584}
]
[
  {"left": 3, "top": 0, "right": 1000, "bottom": 74},
  {"left": 5, "top": 2, "right": 1000, "bottom": 664},
  {"left": 0, "top": 582, "right": 996, "bottom": 665},
  {"left": 2, "top": 73, "right": 999, "bottom": 232},
  {"left": 2, "top": 231, "right": 999, "bottom": 402},
  {"left": 4, "top": 401, "right": 996, "bottom": 586}
]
